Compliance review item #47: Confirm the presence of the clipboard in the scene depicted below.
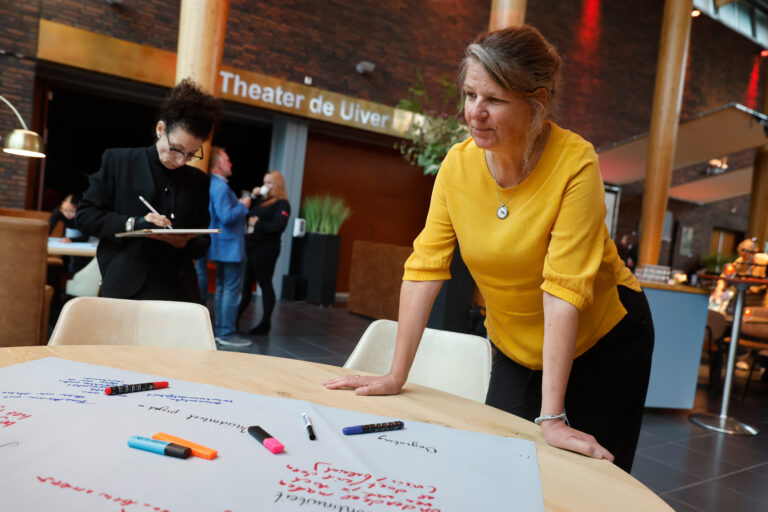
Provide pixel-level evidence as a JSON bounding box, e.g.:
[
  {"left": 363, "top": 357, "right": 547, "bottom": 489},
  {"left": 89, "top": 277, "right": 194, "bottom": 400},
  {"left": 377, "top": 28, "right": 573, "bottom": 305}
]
[{"left": 115, "top": 228, "right": 221, "bottom": 238}]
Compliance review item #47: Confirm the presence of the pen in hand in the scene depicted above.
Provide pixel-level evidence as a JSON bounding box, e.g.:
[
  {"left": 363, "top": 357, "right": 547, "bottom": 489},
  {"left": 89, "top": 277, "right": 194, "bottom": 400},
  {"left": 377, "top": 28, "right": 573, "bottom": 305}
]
[{"left": 138, "top": 195, "right": 173, "bottom": 229}]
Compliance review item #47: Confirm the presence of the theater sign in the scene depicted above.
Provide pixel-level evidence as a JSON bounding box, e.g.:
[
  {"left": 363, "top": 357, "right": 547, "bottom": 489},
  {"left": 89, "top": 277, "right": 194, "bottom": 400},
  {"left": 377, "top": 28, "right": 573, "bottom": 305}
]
[{"left": 37, "top": 20, "right": 415, "bottom": 137}]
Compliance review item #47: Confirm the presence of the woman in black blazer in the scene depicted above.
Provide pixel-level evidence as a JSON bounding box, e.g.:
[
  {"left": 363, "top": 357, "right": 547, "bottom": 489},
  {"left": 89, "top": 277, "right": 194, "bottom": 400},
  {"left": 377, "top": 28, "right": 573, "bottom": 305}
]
[{"left": 77, "top": 79, "right": 220, "bottom": 302}]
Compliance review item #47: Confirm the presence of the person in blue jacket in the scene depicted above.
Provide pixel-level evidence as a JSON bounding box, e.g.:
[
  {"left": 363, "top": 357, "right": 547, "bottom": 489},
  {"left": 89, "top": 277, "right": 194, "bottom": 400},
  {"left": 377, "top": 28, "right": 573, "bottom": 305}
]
[{"left": 205, "top": 147, "right": 252, "bottom": 347}]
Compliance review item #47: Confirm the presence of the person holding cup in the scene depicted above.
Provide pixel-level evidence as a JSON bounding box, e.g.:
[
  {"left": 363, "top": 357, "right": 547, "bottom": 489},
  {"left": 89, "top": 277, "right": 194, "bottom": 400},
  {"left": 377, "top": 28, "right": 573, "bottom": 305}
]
[{"left": 238, "top": 170, "right": 291, "bottom": 335}]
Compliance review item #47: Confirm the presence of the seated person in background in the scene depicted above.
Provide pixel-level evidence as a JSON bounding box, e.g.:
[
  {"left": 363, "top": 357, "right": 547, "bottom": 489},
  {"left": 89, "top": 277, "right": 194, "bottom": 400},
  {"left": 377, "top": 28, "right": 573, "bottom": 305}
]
[
  {"left": 710, "top": 239, "right": 768, "bottom": 311},
  {"left": 48, "top": 194, "right": 90, "bottom": 275},
  {"left": 48, "top": 194, "right": 88, "bottom": 243}
]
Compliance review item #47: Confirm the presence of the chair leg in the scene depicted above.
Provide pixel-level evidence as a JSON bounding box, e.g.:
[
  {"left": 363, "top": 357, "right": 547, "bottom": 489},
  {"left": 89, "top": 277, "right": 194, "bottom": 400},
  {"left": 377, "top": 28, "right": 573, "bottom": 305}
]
[{"left": 711, "top": 339, "right": 725, "bottom": 391}]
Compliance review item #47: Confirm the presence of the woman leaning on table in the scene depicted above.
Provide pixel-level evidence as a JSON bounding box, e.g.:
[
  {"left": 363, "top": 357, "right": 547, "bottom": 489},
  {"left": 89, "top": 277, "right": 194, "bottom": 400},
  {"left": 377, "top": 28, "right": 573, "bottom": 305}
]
[
  {"left": 76, "top": 78, "right": 219, "bottom": 302},
  {"left": 324, "top": 25, "right": 654, "bottom": 473}
]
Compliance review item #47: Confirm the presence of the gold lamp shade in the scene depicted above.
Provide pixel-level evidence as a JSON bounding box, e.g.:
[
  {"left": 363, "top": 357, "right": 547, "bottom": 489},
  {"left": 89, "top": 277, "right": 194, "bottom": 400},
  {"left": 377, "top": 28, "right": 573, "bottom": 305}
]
[{"left": 3, "top": 129, "right": 45, "bottom": 158}]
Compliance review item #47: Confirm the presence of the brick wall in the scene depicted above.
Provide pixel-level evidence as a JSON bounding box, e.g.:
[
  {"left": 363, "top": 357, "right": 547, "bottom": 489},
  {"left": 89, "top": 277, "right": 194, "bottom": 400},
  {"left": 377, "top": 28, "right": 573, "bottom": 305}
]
[
  {"left": 1, "top": 0, "right": 766, "bottom": 268},
  {"left": 0, "top": 2, "right": 40, "bottom": 208}
]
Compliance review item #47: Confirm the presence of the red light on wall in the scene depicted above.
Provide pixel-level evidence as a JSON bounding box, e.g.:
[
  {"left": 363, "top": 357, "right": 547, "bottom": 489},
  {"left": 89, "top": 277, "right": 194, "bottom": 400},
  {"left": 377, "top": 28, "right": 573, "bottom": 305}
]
[
  {"left": 691, "top": 9, "right": 701, "bottom": 18},
  {"left": 747, "top": 54, "right": 761, "bottom": 109}
]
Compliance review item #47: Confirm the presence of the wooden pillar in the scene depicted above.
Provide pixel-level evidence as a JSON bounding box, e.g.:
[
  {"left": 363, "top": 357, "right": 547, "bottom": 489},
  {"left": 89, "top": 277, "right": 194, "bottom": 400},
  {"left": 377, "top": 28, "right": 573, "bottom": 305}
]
[
  {"left": 747, "top": 84, "right": 768, "bottom": 249},
  {"left": 175, "top": 0, "right": 229, "bottom": 172},
  {"left": 489, "top": 0, "right": 526, "bottom": 30},
  {"left": 637, "top": 0, "right": 693, "bottom": 268}
]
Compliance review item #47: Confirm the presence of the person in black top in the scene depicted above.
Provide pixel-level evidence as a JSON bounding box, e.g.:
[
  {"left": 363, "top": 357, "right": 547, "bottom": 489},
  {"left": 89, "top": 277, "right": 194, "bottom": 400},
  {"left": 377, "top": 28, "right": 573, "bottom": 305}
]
[
  {"left": 238, "top": 170, "right": 291, "bottom": 335},
  {"left": 49, "top": 194, "right": 90, "bottom": 275},
  {"left": 77, "top": 79, "right": 219, "bottom": 302}
]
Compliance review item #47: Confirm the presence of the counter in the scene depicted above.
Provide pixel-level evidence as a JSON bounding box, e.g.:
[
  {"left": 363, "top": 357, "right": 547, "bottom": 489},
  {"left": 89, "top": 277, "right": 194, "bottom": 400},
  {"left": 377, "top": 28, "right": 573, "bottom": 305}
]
[{"left": 641, "top": 281, "right": 709, "bottom": 409}]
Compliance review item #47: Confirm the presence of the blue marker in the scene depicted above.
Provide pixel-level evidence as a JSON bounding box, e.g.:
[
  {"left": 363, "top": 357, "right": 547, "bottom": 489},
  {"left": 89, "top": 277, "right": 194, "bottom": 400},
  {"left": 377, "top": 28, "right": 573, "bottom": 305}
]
[
  {"left": 127, "top": 435, "right": 191, "bottom": 459},
  {"left": 342, "top": 421, "right": 404, "bottom": 435}
]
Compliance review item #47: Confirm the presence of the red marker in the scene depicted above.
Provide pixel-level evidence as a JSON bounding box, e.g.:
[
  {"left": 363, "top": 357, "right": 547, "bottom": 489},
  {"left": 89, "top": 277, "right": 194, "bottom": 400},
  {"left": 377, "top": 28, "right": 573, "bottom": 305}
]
[{"left": 105, "top": 381, "right": 169, "bottom": 395}]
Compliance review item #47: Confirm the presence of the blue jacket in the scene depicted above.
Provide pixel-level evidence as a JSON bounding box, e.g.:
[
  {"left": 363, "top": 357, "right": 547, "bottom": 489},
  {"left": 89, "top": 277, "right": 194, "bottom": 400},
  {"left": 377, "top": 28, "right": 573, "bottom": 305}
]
[{"left": 206, "top": 174, "right": 249, "bottom": 262}]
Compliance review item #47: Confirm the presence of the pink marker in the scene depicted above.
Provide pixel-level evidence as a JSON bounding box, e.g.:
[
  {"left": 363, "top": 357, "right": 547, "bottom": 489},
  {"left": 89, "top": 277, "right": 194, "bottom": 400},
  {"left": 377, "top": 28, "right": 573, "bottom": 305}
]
[{"left": 248, "top": 426, "right": 284, "bottom": 454}]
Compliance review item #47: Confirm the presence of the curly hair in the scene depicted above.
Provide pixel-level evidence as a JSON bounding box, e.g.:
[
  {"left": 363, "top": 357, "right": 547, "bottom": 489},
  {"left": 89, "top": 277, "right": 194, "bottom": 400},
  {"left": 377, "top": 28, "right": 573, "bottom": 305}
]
[{"left": 159, "top": 78, "right": 221, "bottom": 140}]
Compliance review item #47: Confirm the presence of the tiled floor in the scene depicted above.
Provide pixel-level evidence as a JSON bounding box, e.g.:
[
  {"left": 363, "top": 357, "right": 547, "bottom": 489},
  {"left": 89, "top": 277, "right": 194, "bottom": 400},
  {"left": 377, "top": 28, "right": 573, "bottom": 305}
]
[{"left": 227, "top": 298, "right": 768, "bottom": 511}]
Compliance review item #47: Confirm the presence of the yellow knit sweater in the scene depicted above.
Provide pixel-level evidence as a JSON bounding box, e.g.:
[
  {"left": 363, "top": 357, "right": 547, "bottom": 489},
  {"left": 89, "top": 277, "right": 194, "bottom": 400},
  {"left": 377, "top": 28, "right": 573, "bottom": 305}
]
[{"left": 403, "top": 123, "right": 640, "bottom": 369}]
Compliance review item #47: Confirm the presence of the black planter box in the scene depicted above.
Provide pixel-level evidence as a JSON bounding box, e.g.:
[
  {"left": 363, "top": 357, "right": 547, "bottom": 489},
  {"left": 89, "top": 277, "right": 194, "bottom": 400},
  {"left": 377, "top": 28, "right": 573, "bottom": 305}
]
[{"left": 299, "top": 232, "right": 341, "bottom": 306}]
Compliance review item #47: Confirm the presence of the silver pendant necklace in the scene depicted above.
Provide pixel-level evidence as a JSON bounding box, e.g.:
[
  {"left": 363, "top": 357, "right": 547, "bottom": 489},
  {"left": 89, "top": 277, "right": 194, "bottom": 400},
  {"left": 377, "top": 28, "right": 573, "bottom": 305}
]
[
  {"left": 488, "top": 152, "right": 522, "bottom": 220},
  {"left": 487, "top": 123, "right": 548, "bottom": 220}
]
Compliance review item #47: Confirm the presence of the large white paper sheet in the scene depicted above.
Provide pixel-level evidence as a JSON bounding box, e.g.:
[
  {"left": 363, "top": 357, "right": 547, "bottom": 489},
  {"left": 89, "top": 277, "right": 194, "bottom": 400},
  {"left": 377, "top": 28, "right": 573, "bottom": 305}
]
[{"left": 0, "top": 357, "right": 544, "bottom": 511}]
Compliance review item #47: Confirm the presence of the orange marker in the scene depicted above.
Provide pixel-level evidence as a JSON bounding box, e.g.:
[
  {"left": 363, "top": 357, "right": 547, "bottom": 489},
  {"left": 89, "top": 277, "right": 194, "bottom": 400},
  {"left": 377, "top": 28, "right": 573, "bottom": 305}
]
[{"left": 152, "top": 432, "right": 217, "bottom": 460}]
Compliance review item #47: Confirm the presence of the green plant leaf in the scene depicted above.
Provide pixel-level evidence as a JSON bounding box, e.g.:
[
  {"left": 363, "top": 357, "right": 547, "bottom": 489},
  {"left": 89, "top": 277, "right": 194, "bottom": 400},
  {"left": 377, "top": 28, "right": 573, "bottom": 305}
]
[{"left": 301, "top": 195, "right": 351, "bottom": 235}]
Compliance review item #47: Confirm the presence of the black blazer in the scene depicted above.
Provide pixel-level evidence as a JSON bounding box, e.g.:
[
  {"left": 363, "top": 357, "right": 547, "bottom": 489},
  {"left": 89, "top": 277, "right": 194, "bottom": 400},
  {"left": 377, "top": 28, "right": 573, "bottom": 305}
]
[{"left": 77, "top": 146, "right": 211, "bottom": 301}]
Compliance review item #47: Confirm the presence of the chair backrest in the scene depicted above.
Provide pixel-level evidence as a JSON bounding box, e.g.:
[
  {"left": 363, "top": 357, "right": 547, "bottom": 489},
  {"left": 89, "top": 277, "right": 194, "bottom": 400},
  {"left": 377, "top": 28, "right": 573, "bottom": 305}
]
[
  {"left": 65, "top": 257, "right": 101, "bottom": 297},
  {"left": 48, "top": 297, "right": 216, "bottom": 349},
  {"left": 0, "top": 207, "right": 61, "bottom": 236},
  {"left": 0, "top": 216, "right": 49, "bottom": 346},
  {"left": 705, "top": 310, "right": 729, "bottom": 344},
  {"left": 344, "top": 319, "right": 492, "bottom": 402}
]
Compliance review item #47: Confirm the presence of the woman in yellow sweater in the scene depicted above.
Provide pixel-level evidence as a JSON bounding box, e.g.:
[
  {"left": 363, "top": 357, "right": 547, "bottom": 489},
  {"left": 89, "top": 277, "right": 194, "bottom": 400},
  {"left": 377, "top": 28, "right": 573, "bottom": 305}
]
[{"left": 325, "top": 25, "right": 654, "bottom": 472}]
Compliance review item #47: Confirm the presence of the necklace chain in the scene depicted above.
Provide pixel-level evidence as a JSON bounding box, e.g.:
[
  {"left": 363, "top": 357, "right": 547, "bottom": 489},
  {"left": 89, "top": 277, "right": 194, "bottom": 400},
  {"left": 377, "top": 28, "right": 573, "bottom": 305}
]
[
  {"left": 487, "top": 123, "right": 549, "bottom": 219},
  {"left": 488, "top": 151, "right": 528, "bottom": 209}
]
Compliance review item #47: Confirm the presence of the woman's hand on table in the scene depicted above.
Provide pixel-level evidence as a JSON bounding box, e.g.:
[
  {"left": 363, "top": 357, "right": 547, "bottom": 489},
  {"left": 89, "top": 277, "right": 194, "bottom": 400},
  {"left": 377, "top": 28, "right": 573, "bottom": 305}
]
[
  {"left": 540, "top": 419, "right": 615, "bottom": 462},
  {"left": 323, "top": 373, "right": 405, "bottom": 396}
]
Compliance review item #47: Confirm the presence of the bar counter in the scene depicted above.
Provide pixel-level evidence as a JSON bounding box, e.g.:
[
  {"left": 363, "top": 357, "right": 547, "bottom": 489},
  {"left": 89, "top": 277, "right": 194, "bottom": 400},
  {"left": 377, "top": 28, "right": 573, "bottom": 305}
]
[{"left": 640, "top": 281, "right": 709, "bottom": 408}]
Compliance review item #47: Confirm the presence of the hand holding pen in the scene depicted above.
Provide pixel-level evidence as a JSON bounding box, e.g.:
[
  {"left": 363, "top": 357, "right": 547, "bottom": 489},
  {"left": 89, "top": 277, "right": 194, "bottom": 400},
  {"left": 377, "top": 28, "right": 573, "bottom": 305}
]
[{"left": 139, "top": 195, "right": 173, "bottom": 230}]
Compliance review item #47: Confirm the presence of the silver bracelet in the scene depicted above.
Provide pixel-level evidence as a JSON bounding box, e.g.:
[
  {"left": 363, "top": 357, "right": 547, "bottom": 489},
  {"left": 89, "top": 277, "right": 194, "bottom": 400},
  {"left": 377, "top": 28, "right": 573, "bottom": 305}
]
[{"left": 534, "top": 413, "right": 569, "bottom": 426}]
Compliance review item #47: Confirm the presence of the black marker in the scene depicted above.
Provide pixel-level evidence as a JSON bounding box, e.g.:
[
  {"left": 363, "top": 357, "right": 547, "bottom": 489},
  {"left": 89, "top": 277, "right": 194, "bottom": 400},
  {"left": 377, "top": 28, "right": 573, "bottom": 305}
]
[
  {"left": 301, "top": 412, "right": 316, "bottom": 440},
  {"left": 343, "top": 421, "right": 404, "bottom": 435}
]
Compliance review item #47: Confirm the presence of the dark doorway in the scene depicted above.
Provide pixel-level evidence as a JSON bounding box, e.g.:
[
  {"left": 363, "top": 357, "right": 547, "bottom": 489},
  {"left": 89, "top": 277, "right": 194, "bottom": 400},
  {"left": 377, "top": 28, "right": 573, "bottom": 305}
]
[{"left": 41, "top": 79, "right": 272, "bottom": 211}]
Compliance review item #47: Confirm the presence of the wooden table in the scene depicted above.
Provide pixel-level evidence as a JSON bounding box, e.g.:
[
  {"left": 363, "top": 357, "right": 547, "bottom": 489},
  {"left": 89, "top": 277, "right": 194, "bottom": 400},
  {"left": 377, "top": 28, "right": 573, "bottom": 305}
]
[
  {"left": 0, "top": 345, "right": 670, "bottom": 511},
  {"left": 47, "top": 238, "right": 98, "bottom": 257}
]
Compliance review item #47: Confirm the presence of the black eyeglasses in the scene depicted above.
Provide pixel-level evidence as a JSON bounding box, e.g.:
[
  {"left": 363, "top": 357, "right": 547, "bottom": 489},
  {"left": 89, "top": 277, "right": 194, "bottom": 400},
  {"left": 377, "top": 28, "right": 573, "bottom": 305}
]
[{"left": 165, "top": 131, "right": 204, "bottom": 161}]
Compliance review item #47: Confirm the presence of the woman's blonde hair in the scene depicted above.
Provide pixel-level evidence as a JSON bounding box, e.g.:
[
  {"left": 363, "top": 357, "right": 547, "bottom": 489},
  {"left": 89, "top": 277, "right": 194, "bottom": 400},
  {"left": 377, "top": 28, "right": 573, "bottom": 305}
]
[
  {"left": 262, "top": 170, "right": 288, "bottom": 206},
  {"left": 459, "top": 25, "right": 562, "bottom": 117}
]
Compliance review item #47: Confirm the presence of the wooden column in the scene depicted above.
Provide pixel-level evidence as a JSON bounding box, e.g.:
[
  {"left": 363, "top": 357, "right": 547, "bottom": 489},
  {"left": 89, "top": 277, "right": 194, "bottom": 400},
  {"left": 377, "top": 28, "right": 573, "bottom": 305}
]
[
  {"left": 489, "top": 0, "right": 526, "bottom": 30},
  {"left": 175, "top": 0, "right": 229, "bottom": 172},
  {"left": 637, "top": 0, "right": 693, "bottom": 268},
  {"left": 747, "top": 84, "right": 768, "bottom": 249}
]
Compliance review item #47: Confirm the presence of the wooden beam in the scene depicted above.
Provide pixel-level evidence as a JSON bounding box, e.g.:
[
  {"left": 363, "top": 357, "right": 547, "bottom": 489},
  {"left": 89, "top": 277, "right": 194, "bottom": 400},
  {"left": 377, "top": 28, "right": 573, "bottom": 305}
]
[
  {"left": 489, "top": 0, "right": 526, "bottom": 30},
  {"left": 175, "top": 0, "right": 229, "bottom": 172},
  {"left": 638, "top": 0, "right": 693, "bottom": 268}
]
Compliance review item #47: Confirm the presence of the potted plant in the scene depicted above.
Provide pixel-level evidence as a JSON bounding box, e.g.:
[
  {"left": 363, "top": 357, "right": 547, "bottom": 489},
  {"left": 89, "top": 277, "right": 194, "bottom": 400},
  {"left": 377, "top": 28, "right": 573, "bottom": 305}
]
[
  {"left": 298, "top": 195, "right": 351, "bottom": 306},
  {"left": 396, "top": 74, "right": 475, "bottom": 333},
  {"left": 396, "top": 73, "right": 470, "bottom": 175}
]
